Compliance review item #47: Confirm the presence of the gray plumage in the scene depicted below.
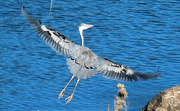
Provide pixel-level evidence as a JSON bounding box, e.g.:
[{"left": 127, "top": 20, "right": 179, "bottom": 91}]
[{"left": 21, "top": 7, "right": 158, "bottom": 81}]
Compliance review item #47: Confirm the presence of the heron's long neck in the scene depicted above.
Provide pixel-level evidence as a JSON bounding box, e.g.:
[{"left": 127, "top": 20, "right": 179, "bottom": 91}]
[{"left": 79, "top": 29, "right": 84, "bottom": 47}]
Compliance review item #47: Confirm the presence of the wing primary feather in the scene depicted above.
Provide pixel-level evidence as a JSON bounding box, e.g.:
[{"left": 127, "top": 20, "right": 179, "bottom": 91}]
[
  {"left": 114, "top": 72, "right": 119, "bottom": 80},
  {"left": 39, "top": 20, "right": 42, "bottom": 24},
  {"left": 117, "top": 73, "right": 122, "bottom": 81},
  {"left": 21, "top": 7, "right": 41, "bottom": 28},
  {"left": 134, "top": 72, "right": 158, "bottom": 80},
  {"left": 21, "top": 7, "right": 77, "bottom": 57},
  {"left": 97, "top": 57, "right": 158, "bottom": 81}
]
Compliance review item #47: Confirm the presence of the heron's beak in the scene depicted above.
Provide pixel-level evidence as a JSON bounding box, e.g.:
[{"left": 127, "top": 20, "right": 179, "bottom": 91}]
[{"left": 88, "top": 25, "right": 93, "bottom": 28}]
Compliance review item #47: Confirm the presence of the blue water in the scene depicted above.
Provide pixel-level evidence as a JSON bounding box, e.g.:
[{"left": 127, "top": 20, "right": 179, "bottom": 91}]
[{"left": 1, "top": 0, "right": 180, "bottom": 111}]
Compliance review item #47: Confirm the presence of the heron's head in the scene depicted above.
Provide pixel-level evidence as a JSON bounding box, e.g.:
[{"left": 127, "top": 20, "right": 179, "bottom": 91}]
[{"left": 79, "top": 23, "right": 93, "bottom": 31}]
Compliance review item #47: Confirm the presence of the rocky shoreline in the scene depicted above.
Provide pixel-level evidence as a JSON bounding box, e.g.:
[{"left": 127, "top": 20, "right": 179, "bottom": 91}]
[{"left": 141, "top": 85, "right": 180, "bottom": 111}]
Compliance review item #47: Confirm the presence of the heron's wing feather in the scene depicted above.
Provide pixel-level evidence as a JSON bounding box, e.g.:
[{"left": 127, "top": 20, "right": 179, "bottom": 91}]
[
  {"left": 21, "top": 7, "right": 77, "bottom": 57},
  {"left": 96, "top": 57, "right": 158, "bottom": 81}
]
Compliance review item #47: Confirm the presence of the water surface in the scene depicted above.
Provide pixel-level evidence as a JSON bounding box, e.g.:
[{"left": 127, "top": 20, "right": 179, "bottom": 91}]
[{"left": 0, "top": 0, "right": 180, "bottom": 111}]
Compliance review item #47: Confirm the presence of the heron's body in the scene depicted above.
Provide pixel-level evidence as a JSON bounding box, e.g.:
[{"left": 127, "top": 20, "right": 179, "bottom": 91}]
[{"left": 20, "top": 6, "right": 158, "bottom": 104}]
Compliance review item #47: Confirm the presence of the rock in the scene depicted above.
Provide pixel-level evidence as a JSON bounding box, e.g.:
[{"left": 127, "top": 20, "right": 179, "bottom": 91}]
[{"left": 141, "top": 85, "right": 180, "bottom": 111}]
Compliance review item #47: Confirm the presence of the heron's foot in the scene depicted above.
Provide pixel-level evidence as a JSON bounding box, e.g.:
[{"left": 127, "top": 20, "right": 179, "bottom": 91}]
[
  {"left": 58, "top": 89, "right": 65, "bottom": 99},
  {"left": 65, "top": 94, "right": 73, "bottom": 104}
]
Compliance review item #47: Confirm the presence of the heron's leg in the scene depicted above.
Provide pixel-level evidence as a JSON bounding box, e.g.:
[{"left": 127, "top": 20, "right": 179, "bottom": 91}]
[
  {"left": 58, "top": 75, "right": 74, "bottom": 99},
  {"left": 65, "top": 79, "right": 80, "bottom": 104}
]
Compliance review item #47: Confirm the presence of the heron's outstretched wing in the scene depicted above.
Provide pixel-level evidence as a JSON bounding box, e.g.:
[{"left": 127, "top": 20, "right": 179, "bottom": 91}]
[
  {"left": 21, "top": 7, "right": 77, "bottom": 57},
  {"left": 96, "top": 57, "right": 158, "bottom": 81}
]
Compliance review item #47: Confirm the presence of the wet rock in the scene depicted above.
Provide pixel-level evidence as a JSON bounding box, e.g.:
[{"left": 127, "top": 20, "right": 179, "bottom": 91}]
[{"left": 141, "top": 85, "right": 180, "bottom": 111}]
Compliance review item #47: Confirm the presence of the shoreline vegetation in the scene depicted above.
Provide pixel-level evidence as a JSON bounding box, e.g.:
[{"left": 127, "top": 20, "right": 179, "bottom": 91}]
[
  {"left": 108, "top": 83, "right": 128, "bottom": 111},
  {"left": 114, "top": 84, "right": 127, "bottom": 111}
]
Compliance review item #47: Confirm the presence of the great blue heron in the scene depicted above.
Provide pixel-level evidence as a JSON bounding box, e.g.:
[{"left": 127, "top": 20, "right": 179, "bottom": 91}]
[{"left": 20, "top": 7, "right": 158, "bottom": 104}]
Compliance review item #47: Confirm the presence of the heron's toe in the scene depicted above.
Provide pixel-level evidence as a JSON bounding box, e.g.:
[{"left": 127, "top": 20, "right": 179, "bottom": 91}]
[
  {"left": 65, "top": 94, "right": 73, "bottom": 104},
  {"left": 58, "top": 89, "right": 65, "bottom": 99}
]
